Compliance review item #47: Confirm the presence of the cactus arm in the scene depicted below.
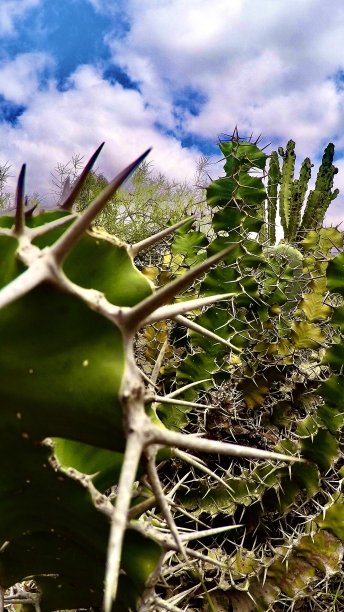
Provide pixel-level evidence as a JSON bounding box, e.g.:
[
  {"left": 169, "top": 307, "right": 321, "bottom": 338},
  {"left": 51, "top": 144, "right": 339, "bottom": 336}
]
[
  {"left": 266, "top": 152, "right": 280, "bottom": 245},
  {"left": 130, "top": 216, "right": 194, "bottom": 257},
  {"left": 1, "top": 143, "right": 311, "bottom": 612},
  {"left": 14, "top": 164, "right": 25, "bottom": 236},
  {"left": 299, "top": 143, "right": 339, "bottom": 236},
  {"left": 59, "top": 142, "right": 105, "bottom": 210},
  {"left": 286, "top": 157, "right": 312, "bottom": 242},
  {"left": 278, "top": 140, "right": 296, "bottom": 237}
]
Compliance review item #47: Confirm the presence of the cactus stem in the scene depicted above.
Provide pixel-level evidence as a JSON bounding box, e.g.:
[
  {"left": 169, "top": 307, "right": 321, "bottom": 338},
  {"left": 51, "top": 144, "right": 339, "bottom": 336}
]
[
  {"left": 130, "top": 217, "right": 194, "bottom": 257},
  {"left": 14, "top": 164, "right": 26, "bottom": 236},
  {"left": 123, "top": 245, "right": 236, "bottom": 330},
  {"left": 59, "top": 142, "right": 105, "bottom": 211},
  {"left": 53, "top": 149, "right": 151, "bottom": 264},
  {"left": 143, "top": 293, "right": 237, "bottom": 325},
  {"left": 175, "top": 314, "right": 240, "bottom": 352}
]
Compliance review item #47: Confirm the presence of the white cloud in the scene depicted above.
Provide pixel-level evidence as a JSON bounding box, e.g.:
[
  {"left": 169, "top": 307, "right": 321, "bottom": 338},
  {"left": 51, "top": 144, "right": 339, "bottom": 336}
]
[
  {"left": 107, "top": 0, "right": 344, "bottom": 157},
  {"left": 2, "top": 0, "right": 344, "bottom": 226},
  {"left": 103, "top": 0, "right": 344, "bottom": 224},
  {"left": 0, "top": 0, "right": 41, "bottom": 35},
  {"left": 0, "top": 64, "right": 200, "bottom": 205},
  {"left": 0, "top": 52, "right": 54, "bottom": 104}
]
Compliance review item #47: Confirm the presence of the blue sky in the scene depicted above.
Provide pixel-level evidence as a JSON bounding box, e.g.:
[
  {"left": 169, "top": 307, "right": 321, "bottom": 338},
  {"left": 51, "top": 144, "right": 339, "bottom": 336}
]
[{"left": 1, "top": 0, "right": 344, "bottom": 223}]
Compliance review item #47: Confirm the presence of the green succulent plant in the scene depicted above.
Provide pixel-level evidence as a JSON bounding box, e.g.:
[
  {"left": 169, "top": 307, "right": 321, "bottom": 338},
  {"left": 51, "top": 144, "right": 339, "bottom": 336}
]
[
  {"left": 149, "top": 134, "right": 344, "bottom": 611},
  {"left": 0, "top": 142, "right": 301, "bottom": 612}
]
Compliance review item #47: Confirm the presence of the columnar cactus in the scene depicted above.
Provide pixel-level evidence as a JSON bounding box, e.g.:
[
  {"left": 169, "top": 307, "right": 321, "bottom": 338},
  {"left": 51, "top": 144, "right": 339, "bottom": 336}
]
[{"left": 264, "top": 140, "right": 339, "bottom": 246}]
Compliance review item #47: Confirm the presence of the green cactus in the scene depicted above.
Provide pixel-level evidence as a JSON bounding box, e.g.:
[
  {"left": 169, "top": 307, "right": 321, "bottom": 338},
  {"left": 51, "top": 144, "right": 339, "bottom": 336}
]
[
  {"left": 152, "top": 135, "right": 344, "bottom": 611},
  {"left": 0, "top": 132, "right": 343, "bottom": 611},
  {"left": 286, "top": 156, "right": 312, "bottom": 242},
  {"left": 298, "top": 143, "right": 339, "bottom": 237},
  {"left": 278, "top": 140, "right": 296, "bottom": 237},
  {"left": 266, "top": 150, "right": 281, "bottom": 245},
  {"left": 261, "top": 141, "right": 339, "bottom": 246},
  {"left": 0, "top": 143, "right": 300, "bottom": 611}
]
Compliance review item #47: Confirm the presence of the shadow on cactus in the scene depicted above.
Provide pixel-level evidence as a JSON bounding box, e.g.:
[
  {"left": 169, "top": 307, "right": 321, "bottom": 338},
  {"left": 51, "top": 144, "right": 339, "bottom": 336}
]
[{"left": 0, "top": 143, "right": 300, "bottom": 611}]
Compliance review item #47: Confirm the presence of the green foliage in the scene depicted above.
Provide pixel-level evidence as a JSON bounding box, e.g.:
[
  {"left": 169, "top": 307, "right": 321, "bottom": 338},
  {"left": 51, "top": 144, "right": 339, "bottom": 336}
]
[
  {"left": 55, "top": 158, "right": 205, "bottom": 244},
  {"left": 0, "top": 161, "right": 12, "bottom": 209}
]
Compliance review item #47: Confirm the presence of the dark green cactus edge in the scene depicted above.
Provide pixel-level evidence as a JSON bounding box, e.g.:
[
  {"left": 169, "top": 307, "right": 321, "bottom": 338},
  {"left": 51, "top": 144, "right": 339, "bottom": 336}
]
[
  {"left": 147, "top": 135, "right": 344, "bottom": 610},
  {"left": 0, "top": 144, "right": 300, "bottom": 612}
]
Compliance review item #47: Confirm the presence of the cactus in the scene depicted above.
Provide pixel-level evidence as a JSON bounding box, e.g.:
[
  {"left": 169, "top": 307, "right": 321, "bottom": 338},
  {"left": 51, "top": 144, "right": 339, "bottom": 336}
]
[
  {"left": 151, "top": 136, "right": 344, "bottom": 611},
  {"left": 286, "top": 156, "right": 312, "bottom": 242},
  {"left": 1, "top": 133, "right": 343, "bottom": 611},
  {"left": 261, "top": 140, "right": 339, "bottom": 246},
  {"left": 278, "top": 140, "right": 296, "bottom": 237},
  {"left": 298, "top": 143, "right": 339, "bottom": 238},
  {"left": 0, "top": 142, "right": 302, "bottom": 611},
  {"left": 266, "top": 150, "right": 280, "bottom": 245}
]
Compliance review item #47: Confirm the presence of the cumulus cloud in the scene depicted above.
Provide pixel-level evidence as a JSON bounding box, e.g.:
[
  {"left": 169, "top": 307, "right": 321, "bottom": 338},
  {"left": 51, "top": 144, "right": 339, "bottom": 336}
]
[
  {"left": 107, "top": 0, "right": 344, "bottom": 158},
  {"left": 0, "top": 64, "right": 200, "bottom": 205},
  {"left": 0, "top": 52, "right": 54, "bottom": 104},
  {"left": 0, "top": 0, "right": 41, "bottom": 36},
  {"left": 2, "top": 0, "right": 344, "bottom": 224}
]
